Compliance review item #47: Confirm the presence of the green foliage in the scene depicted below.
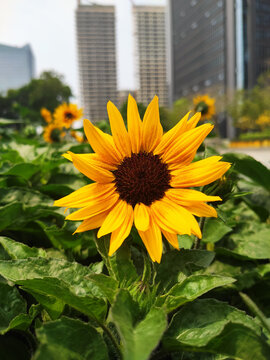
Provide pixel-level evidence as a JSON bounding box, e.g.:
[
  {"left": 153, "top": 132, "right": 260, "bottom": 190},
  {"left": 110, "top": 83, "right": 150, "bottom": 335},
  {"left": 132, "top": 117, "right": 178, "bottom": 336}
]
[
  {"left": 0, "top": 71, "right": 72, "bottom": 124},
  {"left": 1, "top": 127, "right": 270, "bottom": 359}
]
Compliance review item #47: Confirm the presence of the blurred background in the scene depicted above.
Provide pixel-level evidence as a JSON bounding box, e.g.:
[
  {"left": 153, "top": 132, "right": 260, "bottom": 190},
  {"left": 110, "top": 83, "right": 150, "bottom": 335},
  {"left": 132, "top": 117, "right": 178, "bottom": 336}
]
[{"left": 0, "top": 0, "right": 270, "bottom": 164}]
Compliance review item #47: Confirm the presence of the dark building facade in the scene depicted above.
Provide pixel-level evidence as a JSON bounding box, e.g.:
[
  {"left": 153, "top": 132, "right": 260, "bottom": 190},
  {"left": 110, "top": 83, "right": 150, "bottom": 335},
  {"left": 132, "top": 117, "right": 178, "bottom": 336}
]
[
  {"left": 168, "top": 0, "right": 226, "bottom": 102},
  {"left": 168, "top": 0, "right": 270, "bottom": 99}
]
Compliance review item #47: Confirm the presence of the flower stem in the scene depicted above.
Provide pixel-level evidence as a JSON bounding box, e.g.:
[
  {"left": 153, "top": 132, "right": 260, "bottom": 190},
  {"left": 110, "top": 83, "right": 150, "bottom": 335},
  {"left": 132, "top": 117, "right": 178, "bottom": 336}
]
[
  {"left": 239, "top": 292, "right": 270, "bottom": 334},
  {"left": 193, "top": 217, "right": 206, "bottom": 249},
  {"left": 98, "top": 320, "right": 123, "bottom": 359}
]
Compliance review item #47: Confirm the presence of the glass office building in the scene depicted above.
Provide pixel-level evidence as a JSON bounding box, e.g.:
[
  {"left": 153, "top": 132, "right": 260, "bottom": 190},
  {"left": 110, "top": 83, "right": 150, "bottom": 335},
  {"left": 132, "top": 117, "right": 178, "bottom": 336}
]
[
  {"left": 0, "top": 43, "right": 35, "bottom": 94},
  {"left": 168, "top": 0, "right": 270, "bottom": 101}
]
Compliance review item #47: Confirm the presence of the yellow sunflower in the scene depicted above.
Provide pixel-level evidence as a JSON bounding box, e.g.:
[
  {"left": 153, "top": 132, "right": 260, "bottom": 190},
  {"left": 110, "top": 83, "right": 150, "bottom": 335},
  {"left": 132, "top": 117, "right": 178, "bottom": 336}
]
[
  {"left": 193, "top": 94, "right": 216, "bottom": 120},
  {"left": 53, "top": 103, "right": 83, "bottom": 129},
  {"left": 256, "top": 112, "right": 270, "bottom": 129},
  {"left": 43, "top": 123, "right": 65, "bottom": 143},
  {"left": 40, "top": 107, "right": 52, "bottom": 123},
  {"left": 54, "top": 95, "right": 230, "bottom": 263}
]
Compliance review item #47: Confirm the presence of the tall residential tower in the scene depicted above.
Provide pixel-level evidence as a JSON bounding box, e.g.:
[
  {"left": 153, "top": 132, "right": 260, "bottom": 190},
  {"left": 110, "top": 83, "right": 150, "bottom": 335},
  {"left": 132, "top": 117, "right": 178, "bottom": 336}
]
[
  {"left": 133, "top": 5, "right": 168, "bottom": 106},
  {"left": 76, "top": 2, "right": 118, "bottom": 122}
]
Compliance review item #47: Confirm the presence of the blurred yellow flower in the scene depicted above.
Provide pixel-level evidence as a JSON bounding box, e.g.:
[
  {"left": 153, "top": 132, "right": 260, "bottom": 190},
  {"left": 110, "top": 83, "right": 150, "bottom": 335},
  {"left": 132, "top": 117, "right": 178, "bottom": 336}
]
[
  {"left": 71, "top": 130, "right": 84, "bottom": 143},
  {"left": 43, "top": 123, "right": 65, "bottom": 143},
  {"left": 40, "top": 107, "right": 52, "bottom": 123},
  {"left": 256, "top": 112, "right": 270, "bottom": 129},
  {"left": 54, "top": 103, "right": 83, "bottom": 129},
  {"left": 54, "top": 95, "right": 230, "bottom": 263},
  {"left": 193, "top": 94, "right": 216, "bottom": 120}
]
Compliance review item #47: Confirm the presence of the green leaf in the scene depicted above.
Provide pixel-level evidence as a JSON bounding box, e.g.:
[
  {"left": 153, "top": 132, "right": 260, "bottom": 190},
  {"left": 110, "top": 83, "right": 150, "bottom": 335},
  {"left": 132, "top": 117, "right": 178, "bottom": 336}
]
[
  {"left": 156, "top": 275, "right": 235, "bottom": 312},
  {"left": 0, "top": 237, "right": 47, "bottom": 259},
  {"left": 34, "top": 317, "right": 109, "bottom": 360},
  {"left": 0, "top": 258, "right": 108, "bottom": 320},
  {"left": 163, "top": 299, "right": 270, "bottom": 360},
  {"left": 202, "top": 219, "right": 232, "bottom": 244},
  {"left": 1, "top": 163, "right": 40, "bottom": 180},
  {"left": 222, "top": 153, "right": 270, "bottom": 192},
  {"left": 229, "top": 224, "right": 270, "bottom": 259},
  {"left": 95, "top": 236, "right": 138, "bottom": 283},
  {"left": 0, "top": 282, "right": 26, "bottom": 334},
  {"left": 111, "top": 289, "right": 167, "bottom": 360},
  {"left": 85, "top": 274, "right": 118, "bottom": 304},
  {"left": 155, "top": 250, "right": 215, "bottom": 294}
]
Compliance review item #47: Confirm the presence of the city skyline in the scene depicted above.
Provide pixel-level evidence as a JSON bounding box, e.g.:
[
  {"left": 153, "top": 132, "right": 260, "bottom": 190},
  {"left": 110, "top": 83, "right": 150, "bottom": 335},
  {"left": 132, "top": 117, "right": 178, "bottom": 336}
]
[{"left": 0, "top": 0, "right": 165, "bottom": 101}]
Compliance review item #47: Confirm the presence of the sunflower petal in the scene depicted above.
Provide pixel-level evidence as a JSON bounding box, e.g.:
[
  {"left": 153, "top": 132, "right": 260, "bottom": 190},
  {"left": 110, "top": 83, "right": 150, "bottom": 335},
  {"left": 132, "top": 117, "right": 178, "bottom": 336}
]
[
  {"left": 67, "top": 151, "right": 115, "bottom": 183},
  {"left": 127, "top": 94, "right": 142, "bottom": 153},
  {"left": 138, "top": 214, "right": 162, "bottom": 263},
  {"left": 154, "top": 112, "right": 190, "bottom": 155},
  {"left": 166, "top": 188, "right": 221, "bottom": 204},
  {"left": 54, "top": 182, "right": 115, "bottom": 208},
  {"left": 66, "top": 192, "right": 119, "bottom": 220},
  {"left": 186, "top": 112, "right": 201, "bottom": 130},
  {"left": 151, "top": 198, "right": 202, "bottom": 238},
  {"left": 162, "top": 124, "right": 213, "bottom": 164},
  {"left": 74, "top": 211, "right": 109, "bottom": 233},
  {"left": 98, "top": 200, "right": 128, "bottom": 238},
  {"left": 107, "top": 101, "right": 131, "bottom": 157},
  {"left": 171, "top": 157, "right": 231, "bottom": 188},
  {"left": 183, "top": 202, "right": 218, "bottom": 218},
  {"left": 141, "top": 96, "right": 163, "bottom": 152},
  {"left": 83, "top": 119, "right": 121, "bottom": 164},
  {"left": 134, "top": 203, "right": 150, "bottom": 231},
  {"left": 62, "top": 153, "right": 117, "bottom": 170},
  {"left": 162, "top": 230, "right": 179, "bottom": 250},
  {"left": 108, "top": 204, "right": 133, "bottom": 256}
]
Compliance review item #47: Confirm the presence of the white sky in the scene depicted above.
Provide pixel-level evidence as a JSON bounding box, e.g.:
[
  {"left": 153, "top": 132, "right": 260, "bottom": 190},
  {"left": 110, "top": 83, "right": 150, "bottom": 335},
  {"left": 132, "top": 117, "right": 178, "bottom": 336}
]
[{"left": 0, "top": 0, "right": 165, "bottom": 101}]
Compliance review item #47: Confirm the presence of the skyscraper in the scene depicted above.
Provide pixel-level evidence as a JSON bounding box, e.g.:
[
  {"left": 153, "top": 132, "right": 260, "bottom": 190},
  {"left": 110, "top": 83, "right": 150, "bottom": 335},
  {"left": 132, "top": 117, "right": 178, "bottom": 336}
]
[
  {"left": 0, "top": 43, "right": 35, "bottom": 94},
  {"left": 76, "top": 2, "right": 117, "bottom": 122},
  {"left": 168, "top": 0, "right": 270, "bottom": 101},
  {"left": 133, "top": 5, "right": 168, "bottom": 106}
]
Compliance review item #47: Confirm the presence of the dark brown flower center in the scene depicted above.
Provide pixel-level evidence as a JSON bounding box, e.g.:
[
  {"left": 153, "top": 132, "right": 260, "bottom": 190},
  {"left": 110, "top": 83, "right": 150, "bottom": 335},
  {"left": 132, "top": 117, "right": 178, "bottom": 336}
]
[
  {"left": 65, "top": 112, "right": 74, "bottom": 120},
  {"left": 195, "top": 101, "right": 209, "bottom": 115},
  {"left": 113, "top": 152, "right": 171, "bottom": 207}
]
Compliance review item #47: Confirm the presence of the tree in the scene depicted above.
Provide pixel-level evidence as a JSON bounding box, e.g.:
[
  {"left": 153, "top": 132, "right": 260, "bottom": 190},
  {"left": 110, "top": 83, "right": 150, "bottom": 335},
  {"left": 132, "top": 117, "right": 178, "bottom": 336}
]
[{"left": 0, "top": 71, "right": 72, "bottom": 124}]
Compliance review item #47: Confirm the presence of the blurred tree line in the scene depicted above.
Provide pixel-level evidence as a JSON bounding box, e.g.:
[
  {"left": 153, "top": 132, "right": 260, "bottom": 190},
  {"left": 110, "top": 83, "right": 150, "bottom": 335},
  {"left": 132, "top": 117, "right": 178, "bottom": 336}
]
[
  {"left": 0, "top": 71, "right": 72, "bottom": 124},
  {"left": 227, "top": 72, "right": 270, "bottom": 132}
]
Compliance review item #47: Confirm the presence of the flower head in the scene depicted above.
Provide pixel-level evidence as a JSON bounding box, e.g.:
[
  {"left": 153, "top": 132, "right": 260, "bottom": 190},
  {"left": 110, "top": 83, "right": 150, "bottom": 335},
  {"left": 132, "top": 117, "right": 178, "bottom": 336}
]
[
  {"left": 43, "top": 123, "right": 65, "bottom": 143},
  {"left": 53, "top": 103, "right": 83, "bottom": 129},
  {"left": 41, "top": 107, "right": 52, "bottom": 123},
  {"left": 256, "top": 112, "right": 270, "bottom": 129},
  {"left": 54, "top": 95, "right": 230, "bottom": 263},
  {"left": 193, "top": 94, "right": 216, "bottom": 120}
]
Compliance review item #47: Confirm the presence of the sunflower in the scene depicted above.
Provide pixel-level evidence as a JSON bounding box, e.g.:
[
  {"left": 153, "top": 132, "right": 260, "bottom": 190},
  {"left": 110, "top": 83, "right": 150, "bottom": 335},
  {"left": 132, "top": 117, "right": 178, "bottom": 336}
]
[
  {"left": 53, "top": 103, "right": 83, "bottom": 129},
  {"left": 256, "top": 112, "right": 270, "bottom": 130},
  {"left": 193, "top": 94, "right": 216, "bottom": 120},
  {"left": 54, "top": 95, "right": 230, "bottom": 263},
  {"left": 43, "top": 123, "right": 65, "bottom": 143},
  {"left": 40, "top": 107, "right": 52, "bottom": 123}
]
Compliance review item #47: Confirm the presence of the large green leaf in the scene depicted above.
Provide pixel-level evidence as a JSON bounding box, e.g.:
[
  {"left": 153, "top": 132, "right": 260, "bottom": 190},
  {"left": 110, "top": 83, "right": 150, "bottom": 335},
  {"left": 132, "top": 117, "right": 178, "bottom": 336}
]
[
  {"left": 0, "top": 258, "right": 111, "bottom": 320},
  {"left": 222, "top": 153, "right": 270, "bottom": 192},
  {"left": 156, "top": 275, "right": 235, "bottom": 312},
  {"left": 163, "top": 299, "right": 270, "bottom": 359},
  {"left": 1, "top": 163, "right": 40, "bottom": 180},
  {"left": 34, "top": 317, "right": 109, "bottom": 360},
  {"left": 111, "top": 289, "right": 167, "bottom": 360},
  {"left": 155, "top": 250, "right": 215, "bottom": 293},
  {"left": 0, "top": 237, "right": 47, "bottom": 259},
  {"left": 202, "top": 219, "right": 232, "bottom": 244},
  {"left": 228, "top": 224, "right": 270, "bottom": 259},
  {"left": 0, "top": 282, "right": 26, "bottom": 335}
]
